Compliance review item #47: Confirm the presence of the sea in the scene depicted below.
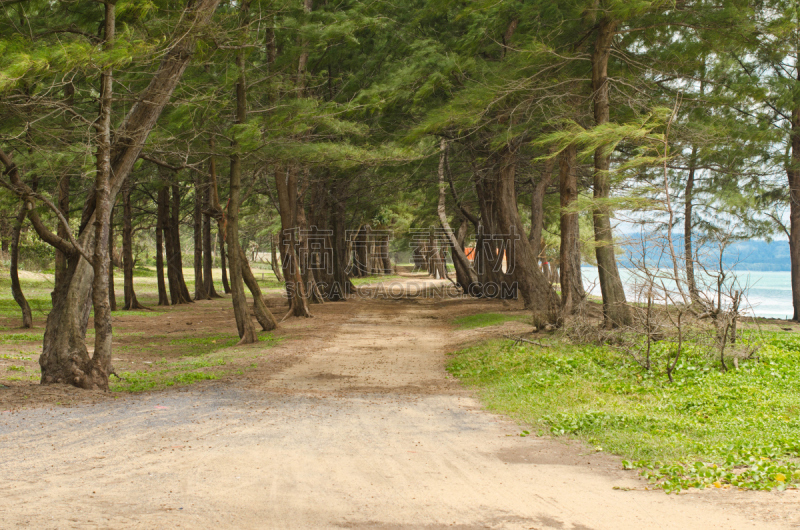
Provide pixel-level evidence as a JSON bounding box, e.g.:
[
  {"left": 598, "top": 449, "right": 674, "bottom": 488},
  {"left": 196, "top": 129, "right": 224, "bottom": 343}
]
[{"left": 580, "top": 266, "right": 794, "bottom": 320}]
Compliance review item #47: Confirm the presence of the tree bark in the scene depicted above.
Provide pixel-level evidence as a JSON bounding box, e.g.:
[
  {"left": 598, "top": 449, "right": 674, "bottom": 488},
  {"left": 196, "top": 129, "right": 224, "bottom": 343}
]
[
  {"left": 169, "top": 183, "right": 193, "bottom": 303},
  {"left": 240, "top": 247, "right": 278, "bottom": 331},
  {"left": 591, "top": 17, "right": 631, "bottom": 327},
  {"left": 329, "top": 195, "right": 353, "bottom": 300},
  {"left": 494, "top": 150, "right": 560, "bottom": 326},
  {"left": 10, "top": 206, "right": 33, "bottom": 328},
  {"left": 36, "top": 0, "right": 222, "bottom": 390},
  {"left": 559, "top": 144, "right": 585, "bottom": 317},
  {"left": 380, "top": 234, "right": 392, "bottom": 273},
  {"left": 54, "top": 173, "right": 70, "bottom": 297},
  {"left": 474, "top": 177, "right": 506, "bottom": 292},
  {"left": 790, "top": 97, "right": 800, "bottom": 321},
  {"left": 450, "top": 219, "right": 474, "bottom": 292},
  {"left": 228, "top": 6, "right": 258, "bottom": 344},
  {"left": 84, "top": 0, "right": 116, "bottom": 390},
  {"left": 684, "top": 145, "right": 700, "bottom": 303},
  {"left": 193, "top": 171, "right": 206, "bottom": 300},
  {"left": 156, "top": 186, "right": 170, "bottom": 306},
  {"left": 529, "top": 157, "right": 555, "bottom": 259},
  {"left": 437, "top": 139, "right": 477, "bottom": 292},
  {"left": 354, "top": 224, "right": 369, "bottom": 277},
  {"left": 108, "top": 207, "right": 117, "bottom": 311},
  {"left": 219, "top": 231, "right": 231, "bottom": 294},
  {"left": 203, "top": 158, "right": 221, "bottom": 298},
  {"left": 296, "top": 192, "right": 325, "bottom": 303},
  {"left": 122, "top": 179, "right": 145, "bottom": 310},
  {"left": 161, "top": 183, "right": 180, "bottom": 304},
  {"left": 275, "top": 166, "right": 311, "bottom": 317},
  {"left": 270, "top": 233, "right": 284, "bottom": 282}
]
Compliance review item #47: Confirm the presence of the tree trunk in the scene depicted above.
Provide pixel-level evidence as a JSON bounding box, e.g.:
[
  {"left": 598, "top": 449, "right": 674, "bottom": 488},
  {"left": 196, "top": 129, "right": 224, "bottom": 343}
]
[
  {"left": 122, "top": 179, "right": 145, "bottom": 310},
  {"left": 354, "top": 224, "right": 369, "bottom": 277},
  {"left": 193, "top": 171, "right": 206, "bottom": 300},
  {"left": 54, "top": 173, "right": 70, "bottom": 297},
  {"left": 275, "top": 166, "right": 311, "bottom": 317},
  {"left": 790, "top": 101, "right": 800, "bottom": 322},
  {"left": 169, "top": 183, "right": 193, "bottom": 303},
  {"left": 329, "top": 196, "right": 353, "bottom": 300},
  {"left": 10, "top": 206, "right": 33, "bottom": 328},
  {"left": 529, "top": 157, "right": 555, "bottom": 259},
  {"left": 380, "top": 235, "right": 392, "bottom": 273},
  {"left": 494, "top": 150, "right": 560, "bottom": 326},
  {"left": 161, "top": 183, "right": 180, "bottom": 304},
  {"left": 203, "top": 163, "right": 221, "bottom": 298},
  {"left": 156, "top": 186, "right": 170, "bottom": 306},
  {"left": 270, "top": 233, "right": 284, "bottom": 282},
  {"left": 36, "top": 0, "right": 222, "bottom": 390},
  {"left": 219, "top": 231, "right": 231, "bottom": 294},
  {"left": 296, "top": 194, "right": 325, "bottom": 303},
  {"left": 228, "top": 11, "right": 258, "bottom": 344},
  {"left": 559, "top": 144, "right": 585, "bottom": 317},
  {"left": 684, "top": 146, "right": 700, "bottom": 303},
  {"left": 240, "top": 248, "right": 278, "bottom": 331},
  {"left": 428, "top": 229, "right": 448, "bottom": 279},
  {"left": 81, "top": 0, "right": 116, "bottom": 391},
  {"left": 591, "top": 17, "right": 631, "bottom": 327},
  {"left": 108, "top": 207, "right": 117, "bottom": 311},
  {"left": 450, "top": 219, "right": 475, "bottom": 292},
  {"left": 474, "top": 177, "right": 505, "bottom": 292},
  {"left": 436, "top": 139, "right": 477, "bottom": 291}
]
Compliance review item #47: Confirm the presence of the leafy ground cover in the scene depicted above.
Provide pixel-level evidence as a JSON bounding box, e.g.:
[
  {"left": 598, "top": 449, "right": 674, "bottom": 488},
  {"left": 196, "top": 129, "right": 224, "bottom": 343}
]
[{"left": 448, "top": 330, "right": 800, "bottom": 493}]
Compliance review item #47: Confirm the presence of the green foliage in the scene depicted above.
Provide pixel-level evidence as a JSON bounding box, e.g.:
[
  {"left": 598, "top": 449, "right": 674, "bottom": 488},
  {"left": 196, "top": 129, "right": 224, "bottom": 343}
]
[{"left": 448, "top": 331, "right": 800, "bottom": 493}]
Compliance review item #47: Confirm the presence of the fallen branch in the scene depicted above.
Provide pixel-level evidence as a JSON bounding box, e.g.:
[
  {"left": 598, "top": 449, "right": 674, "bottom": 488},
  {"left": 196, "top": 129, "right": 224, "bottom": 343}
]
[{"left": 504, "top": 335, "right": 552, "bottom": 348}]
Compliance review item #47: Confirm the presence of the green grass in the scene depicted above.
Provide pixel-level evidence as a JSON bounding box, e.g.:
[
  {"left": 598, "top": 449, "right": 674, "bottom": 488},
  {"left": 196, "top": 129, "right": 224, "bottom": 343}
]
[
  {"left": 169, "top": 332, "right": 277, "bottom": 355},
  {"left": 1, "top": 353, "right": 32, "bottom": 360},
  {"left": 255, "top": 278, "right": 284, "bottom": 289},
  {"left": 0, "top": 296, "right": 52, "bottom": 318},
  {"left": 111, "top": 333, "right": 277, "bottom": 392},
  {"left": 452, "top": 312, "right": 532, "bottom": 330},
  {"left": 111, "top": 309, "right": 161, "bottom": 317},
  {"left": 448, "top": 331, "right": 800, "bottom": 493},
  {"left": 131, "top": 268, "right": 157, "bottom": 277},
  {"left": 111, "top": 368, "right": 220, "bottom": 392},
  {"left": 350, "top": 274, "right": 403, "bottom": 286},
  {"left": 0, "top": 332, "right": 45, "bottom": 343}
]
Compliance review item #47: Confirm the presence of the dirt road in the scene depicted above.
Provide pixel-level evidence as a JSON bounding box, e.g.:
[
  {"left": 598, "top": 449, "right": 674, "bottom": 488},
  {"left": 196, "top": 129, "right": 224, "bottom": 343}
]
[{"left": 0, "top": 286, "right": 793, "bottom": 528}]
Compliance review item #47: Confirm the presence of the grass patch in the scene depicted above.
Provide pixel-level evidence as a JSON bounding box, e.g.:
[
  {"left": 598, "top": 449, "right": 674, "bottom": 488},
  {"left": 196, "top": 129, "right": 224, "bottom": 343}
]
[
  {"left": 255, "top": 278, "right": 285, "bottom": 289},
  {"left": 1, "top": 353, "right": 33, "bottom": 361},
  {"left": 6, "top": 365, "right": 25, "bottom": 372},
  {"left": 111, "top": 369, "right": 220, "bottom": 392},
  {"left": 452, "top": 312, "right": 531, "bottom": 330},
  {"left": 0, "top": 298, "right": 52, "bottom": 318},
  {"left": 0, "top": 332, "right": 45, "bottom": 343},
  {"left": 112, "top": 332, "right": 279, "bottom": 392},
  {"left": 350, "top": 274, "right": 403, "bottom": 286},
  {"left": 448, "top": 331, "right": 800, "bottom": 493},
  {"left": 112, "top": 309, "right": 161, "bottom": 317}
]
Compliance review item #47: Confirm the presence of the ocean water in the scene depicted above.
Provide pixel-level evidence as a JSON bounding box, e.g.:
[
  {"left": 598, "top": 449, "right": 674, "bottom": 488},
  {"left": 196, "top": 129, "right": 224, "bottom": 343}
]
[{"left": 580, "top": 266, "right": 794, "bottom": 320}]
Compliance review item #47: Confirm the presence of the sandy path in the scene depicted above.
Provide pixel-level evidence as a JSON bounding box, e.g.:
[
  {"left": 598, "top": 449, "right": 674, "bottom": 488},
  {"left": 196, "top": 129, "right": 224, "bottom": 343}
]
[{"left": 0, "top": 290, "right": 789, "bottom": 529}]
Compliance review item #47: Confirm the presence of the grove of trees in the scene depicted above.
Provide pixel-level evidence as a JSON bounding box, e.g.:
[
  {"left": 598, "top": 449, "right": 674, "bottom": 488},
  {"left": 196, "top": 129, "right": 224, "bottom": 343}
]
[{"left": 0, "top": 0, "right": 794, "bottom": 390}]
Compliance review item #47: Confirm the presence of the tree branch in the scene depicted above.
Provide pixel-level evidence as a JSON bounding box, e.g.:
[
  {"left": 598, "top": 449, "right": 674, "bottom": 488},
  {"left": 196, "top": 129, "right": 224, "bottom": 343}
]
[{"left": 0, "top": 147, "right": 91, "bottom": 262}]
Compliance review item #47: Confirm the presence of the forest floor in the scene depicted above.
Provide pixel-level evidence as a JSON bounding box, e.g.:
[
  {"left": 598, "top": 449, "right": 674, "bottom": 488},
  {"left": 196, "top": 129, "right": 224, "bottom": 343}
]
[{"left": 0, "top": 272, "right": 798, "bottom": 528}]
